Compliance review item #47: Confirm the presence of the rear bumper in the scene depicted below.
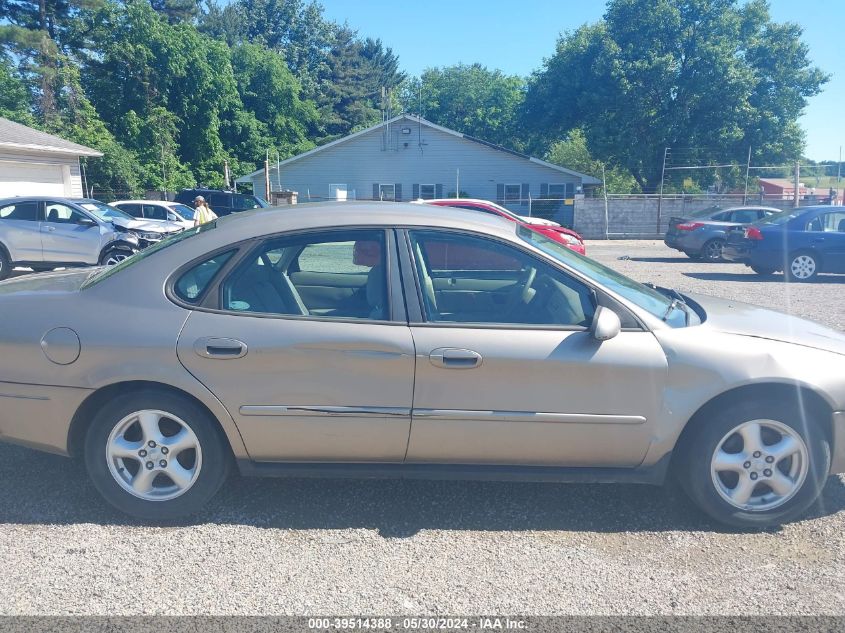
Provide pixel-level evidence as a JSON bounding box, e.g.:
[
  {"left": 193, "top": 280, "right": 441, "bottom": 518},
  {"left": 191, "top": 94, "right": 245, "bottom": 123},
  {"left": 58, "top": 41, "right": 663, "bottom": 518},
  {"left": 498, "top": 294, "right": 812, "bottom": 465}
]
[
  {"left": 664, "top": 231, "right": 706, "bottom": 253},
  {"left": 831, "top": 411, "right": 845, "bottom": 474},
  {"left": 0, "top": 381, "right": 91, "bottom": 455}
]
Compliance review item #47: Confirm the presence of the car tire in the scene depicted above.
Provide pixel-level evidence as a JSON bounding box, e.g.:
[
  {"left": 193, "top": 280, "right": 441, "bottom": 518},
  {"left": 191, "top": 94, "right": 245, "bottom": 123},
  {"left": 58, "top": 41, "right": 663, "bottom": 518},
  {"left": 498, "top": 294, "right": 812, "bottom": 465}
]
[
  {"left": 84, "top": 389, "right": 231, "bottom": 520},
  {"left": 701, "top": 238, "right": 725, "bottom": 262},
  {"left": 678, "top": 398, "right": 830, "bottom": 529},
  {"left": 750, "top": 265, "right": 775, "bottom": 276},
  {"left": 684, "top": 252, "right": 701, "bottom": 260},
  {"left": 784, "top": 251, "right": 819, "bottom": 282},
  {"left": 0, "top": 247, "right": 10, "bottom": 281},
  {"left": 98, "top": 247, "right": 135, "bottom": 267}
]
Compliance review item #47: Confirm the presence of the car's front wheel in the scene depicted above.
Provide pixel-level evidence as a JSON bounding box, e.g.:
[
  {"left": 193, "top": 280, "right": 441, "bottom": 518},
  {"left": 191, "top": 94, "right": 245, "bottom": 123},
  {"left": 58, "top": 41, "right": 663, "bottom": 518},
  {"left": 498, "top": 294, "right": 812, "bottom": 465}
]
[
  {"left": 98, "top": 246, "right": 135, "bottom": 266},
  {"left": 750, "top": 265, "right": 775, "bottom": 276},
  {"left": 84, "top": 390, "right": 230, "bottom": 520},
  {"left": 679, "top": 398, "right": 829, "bottom": 528}
]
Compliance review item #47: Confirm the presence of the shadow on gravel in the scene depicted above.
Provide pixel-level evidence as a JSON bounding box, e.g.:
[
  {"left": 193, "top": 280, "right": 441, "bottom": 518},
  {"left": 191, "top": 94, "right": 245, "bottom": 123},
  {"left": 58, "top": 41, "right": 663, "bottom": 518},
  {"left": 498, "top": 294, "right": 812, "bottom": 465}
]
[
  {"left": 684, "top": 271, "right": 845, "bottom": 284},
  {"left": 626, "top": 257, "right": 696, "bottom": 263},
  {"left": 1, "top": 443, "right": 843, "bottom": 537}
]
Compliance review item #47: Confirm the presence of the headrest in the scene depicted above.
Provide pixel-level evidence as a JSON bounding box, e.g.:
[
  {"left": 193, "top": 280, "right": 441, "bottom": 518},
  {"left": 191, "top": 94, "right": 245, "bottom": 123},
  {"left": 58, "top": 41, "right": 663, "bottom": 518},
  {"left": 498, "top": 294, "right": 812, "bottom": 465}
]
[{"left": 353, "top": 240, "right": 381, "bottom": 267}]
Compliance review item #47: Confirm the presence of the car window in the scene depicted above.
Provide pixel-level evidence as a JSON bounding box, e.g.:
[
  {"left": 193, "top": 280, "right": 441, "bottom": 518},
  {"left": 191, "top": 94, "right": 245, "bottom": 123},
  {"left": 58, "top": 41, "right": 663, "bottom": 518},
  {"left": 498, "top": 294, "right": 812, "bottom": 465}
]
[
  {"left": 730, "top": 210, "right": 759, "bottom": 224},
  {"left": 0, "top": 201, "right": 38, "bottom": 221},
  {"left": 116, "top": 203, "right": 142, "bottom": 218},
  {"left": 451, "top": 204, "right": 502, "bottom": 218},
  {"left": 813, "top": 211, "right": 845, "bottom": 232},
  {"left": 221, "top": 230, "right": 388, "bottom": 320},
  {"left": 174, "top": 251, "right": 234, "bottom": 303},
  {"left": 208, "top": 192, "right": 230, "bottom": 208},
  {"left": 169, "top": 203, "right": 195, "bottom": 220},
  {"left": 44, "top": 203, "right": 88, "bottom": 224},
  {"left": 142, "top": 204, "right": 168, "bottom": 221},
  {"left": 231, "top": 194, "right": 263, "bottom": 211},
  {"left": 711, "top": 211, "right": 731, "bottom": 221},
  {"left": 409, "top": 230, "right": 595, "bottom": 327}
]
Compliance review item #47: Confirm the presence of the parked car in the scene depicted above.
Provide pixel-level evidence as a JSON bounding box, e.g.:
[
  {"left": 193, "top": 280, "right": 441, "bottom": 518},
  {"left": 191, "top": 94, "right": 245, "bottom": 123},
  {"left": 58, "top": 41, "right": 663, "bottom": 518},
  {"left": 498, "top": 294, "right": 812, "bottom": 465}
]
[
  {"left": 664, "top": 206, "right": 782, "bottom": 261},
  {"left": 723, "top": 205, "right": 845, "bottom": 281},
  {"left": 174, "top": 189, "right": 270, "bottom": 217},
  {"left": 417, "top": 198, "right": 586, "bottom": 254},
  {"left": 0, "top": 197, "right": 183, "bottom": 280},
  {"left": 112, "top": 200, "right": 196, "bottom": 229},
  {"left": 0, "top": 202, "right": 843, "bottom": 527}
]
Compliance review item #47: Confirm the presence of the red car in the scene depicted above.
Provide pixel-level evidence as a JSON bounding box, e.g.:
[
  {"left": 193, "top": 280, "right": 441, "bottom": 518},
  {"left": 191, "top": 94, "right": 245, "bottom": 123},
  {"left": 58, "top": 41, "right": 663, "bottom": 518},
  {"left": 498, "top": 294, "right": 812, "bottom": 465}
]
[{"left": 421, "top": 198, "right": 586, "bottom": 254}]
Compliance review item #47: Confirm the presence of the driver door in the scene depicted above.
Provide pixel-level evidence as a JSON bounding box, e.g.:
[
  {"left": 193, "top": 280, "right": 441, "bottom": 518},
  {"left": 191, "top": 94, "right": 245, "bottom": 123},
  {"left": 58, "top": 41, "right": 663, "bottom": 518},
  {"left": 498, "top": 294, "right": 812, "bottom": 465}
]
[
  {"left": 403, "top": 229, "right": 668, "bottom": 467},
  {"left": 40, "top": 201, "right": 100, "bottom": 264}
]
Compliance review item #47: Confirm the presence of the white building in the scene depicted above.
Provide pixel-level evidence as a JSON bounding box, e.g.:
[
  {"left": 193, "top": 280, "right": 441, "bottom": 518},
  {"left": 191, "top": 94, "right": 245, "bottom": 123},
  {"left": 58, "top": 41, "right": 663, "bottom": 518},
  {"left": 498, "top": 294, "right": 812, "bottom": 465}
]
[{"left": 0, "top": 117, "right": 102, "bottom": 198}]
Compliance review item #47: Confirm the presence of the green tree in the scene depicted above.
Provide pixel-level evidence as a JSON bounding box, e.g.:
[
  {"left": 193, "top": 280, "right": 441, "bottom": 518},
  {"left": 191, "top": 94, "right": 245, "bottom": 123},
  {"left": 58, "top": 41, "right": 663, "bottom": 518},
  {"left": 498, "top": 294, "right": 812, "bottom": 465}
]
[
  {"left": 403, "top": 64, "right": 525, "bottom": 149},
  {"left": 545, "top": 129, "right": 639, "bottom": 194},
  {"left": 522, "top": 0, "right": 828, "bottom": 192},
  {"left": 0, "top": 53, "right": 36, "bottom": 124},
  {"left": 149, "top": 0, "right": 200, "bottom": 24}
]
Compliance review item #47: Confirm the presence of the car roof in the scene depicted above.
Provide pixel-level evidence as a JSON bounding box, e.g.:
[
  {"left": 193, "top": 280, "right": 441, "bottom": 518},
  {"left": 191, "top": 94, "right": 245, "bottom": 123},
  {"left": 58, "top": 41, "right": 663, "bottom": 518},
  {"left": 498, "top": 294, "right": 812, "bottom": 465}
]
[
  {"left": 195, "top": 201, "right": 517, "bottom": 247},
  {"left": 113, "top": 200, "right": 175, "bottom": 205}
]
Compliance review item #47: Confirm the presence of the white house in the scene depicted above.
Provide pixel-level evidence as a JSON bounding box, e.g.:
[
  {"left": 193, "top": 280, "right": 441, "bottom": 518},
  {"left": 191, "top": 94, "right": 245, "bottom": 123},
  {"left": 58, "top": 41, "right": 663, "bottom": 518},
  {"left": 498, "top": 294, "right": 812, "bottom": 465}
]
[
  {"left": 236, "top": 114, "right": 600, "bottom": 226},
  {"left": 0, "top": 117, "right": 103, "bottom": 198}
]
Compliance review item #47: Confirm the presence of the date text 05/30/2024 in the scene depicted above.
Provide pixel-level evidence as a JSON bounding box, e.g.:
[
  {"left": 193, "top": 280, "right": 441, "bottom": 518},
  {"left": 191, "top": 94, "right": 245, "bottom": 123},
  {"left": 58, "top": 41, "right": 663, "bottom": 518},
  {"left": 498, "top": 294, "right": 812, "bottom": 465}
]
[{"left": 307, "top": 617, "right": 527, "bottom": 630}]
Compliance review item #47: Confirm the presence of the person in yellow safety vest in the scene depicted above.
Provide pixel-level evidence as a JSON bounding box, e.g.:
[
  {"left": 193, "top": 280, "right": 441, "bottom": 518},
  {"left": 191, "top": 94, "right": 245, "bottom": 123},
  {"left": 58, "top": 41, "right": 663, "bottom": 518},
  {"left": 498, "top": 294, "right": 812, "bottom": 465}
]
[{"left": 193, "top": 196, "right": 218, "bottom": 226}]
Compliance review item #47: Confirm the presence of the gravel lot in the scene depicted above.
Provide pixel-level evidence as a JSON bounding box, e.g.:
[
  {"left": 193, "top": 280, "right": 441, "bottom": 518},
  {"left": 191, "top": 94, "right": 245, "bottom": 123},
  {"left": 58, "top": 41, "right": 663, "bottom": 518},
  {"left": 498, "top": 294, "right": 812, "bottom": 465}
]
[{"left": 1, "top": 242, "right": 844, "bottom": 616}]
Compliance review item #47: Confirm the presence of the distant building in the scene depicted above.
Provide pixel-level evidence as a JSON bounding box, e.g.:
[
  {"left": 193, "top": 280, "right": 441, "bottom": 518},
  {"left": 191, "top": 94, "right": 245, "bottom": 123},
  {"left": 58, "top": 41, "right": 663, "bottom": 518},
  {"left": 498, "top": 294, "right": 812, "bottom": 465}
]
[
  {"left": 758, "top": 177, "right": 807, "bottom": 200},
  {"left": 236, "top": 114, "right": 600, "bottom": 226},
  {"left": 0, "top": 118, "right": 102, "bottom": 197}
]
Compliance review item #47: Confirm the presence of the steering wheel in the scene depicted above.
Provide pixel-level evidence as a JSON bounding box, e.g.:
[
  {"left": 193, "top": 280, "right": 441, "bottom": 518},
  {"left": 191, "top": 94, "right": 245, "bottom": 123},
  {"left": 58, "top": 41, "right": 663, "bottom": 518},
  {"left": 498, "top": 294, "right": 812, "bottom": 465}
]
[{"left": 507, "top": 265, "right": 537, "bottom": 309}]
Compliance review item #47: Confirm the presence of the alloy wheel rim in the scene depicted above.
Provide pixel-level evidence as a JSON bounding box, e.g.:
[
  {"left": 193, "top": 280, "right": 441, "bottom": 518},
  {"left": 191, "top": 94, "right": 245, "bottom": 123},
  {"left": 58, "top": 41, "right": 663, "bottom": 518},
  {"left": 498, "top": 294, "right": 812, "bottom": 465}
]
[
  {"left": 106, "top": 409, "right": 203, "bottom": 502},
  {"left": 705, "top": 241, "right": 723, "bottom": 260},
  {"left": 790, "top": 255, "right": 815, "bottom": 279},
  {"left": 710, "top": 419, "right": 808, "bottom": 512}
]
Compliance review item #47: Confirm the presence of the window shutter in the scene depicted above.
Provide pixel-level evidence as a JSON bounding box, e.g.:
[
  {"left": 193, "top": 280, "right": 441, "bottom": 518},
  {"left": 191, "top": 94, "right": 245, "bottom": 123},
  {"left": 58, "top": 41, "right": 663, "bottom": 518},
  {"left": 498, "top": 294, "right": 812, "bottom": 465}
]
[
  {"left": 540, "top": 183, "right": 549, "bottom": 198},
  {"left": 395, "top": 183, "right": 402, "bottom": 201},
  {"left": 521, "top": 183, "right": 530, "bottom": 205},
  {"left": 435, "top": 183, "right": 443, "bottom": 198},
  {"left": 496, "top": 183, "right": 505, "bottom": 204},
  {"left": 373, "top": 183, "right": 380, "bottom": 200},
  {"left": 412, "top": 184, "right": 420, "bottom": 199}
]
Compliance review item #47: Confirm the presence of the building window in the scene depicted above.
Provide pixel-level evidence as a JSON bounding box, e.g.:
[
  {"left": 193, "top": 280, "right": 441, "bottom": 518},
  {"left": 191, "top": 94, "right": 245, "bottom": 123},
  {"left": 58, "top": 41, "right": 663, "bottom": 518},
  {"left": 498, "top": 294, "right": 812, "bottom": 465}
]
[
  {"left": 419, "top": 184, "right": 436, "bottom": 200},
  {"left": 548, "top": 184, "right": 575, "bottom": 200},
  {"left": 504, "top": 184, "right": 521, "bottom": 203},
  {"left": 379, "top": 184, "right": 395, "bottom": 201}
]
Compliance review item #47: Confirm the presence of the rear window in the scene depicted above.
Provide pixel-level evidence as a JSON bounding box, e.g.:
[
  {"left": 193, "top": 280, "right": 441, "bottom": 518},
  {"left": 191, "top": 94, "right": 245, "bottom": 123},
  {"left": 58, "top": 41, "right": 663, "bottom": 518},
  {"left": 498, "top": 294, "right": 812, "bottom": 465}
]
[
  {"left": 0, "top": 201, "right": 38, "bottom": 221},
  {"left": 174, "top": 251, "right": 234, "bottom": 303}
]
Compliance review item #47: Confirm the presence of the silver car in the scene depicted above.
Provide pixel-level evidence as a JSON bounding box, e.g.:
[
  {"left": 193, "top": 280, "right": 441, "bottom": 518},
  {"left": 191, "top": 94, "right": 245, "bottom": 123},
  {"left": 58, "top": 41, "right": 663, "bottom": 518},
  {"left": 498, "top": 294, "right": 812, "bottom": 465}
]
[
  {"left": 664, "top": 206, "right": 782, "bottom": 261},
  {"left": 0, "top": 202, "right": 842, "bottom": 527},
  {"left": 0, "top": 197, "right": 184, "bottom": 279}
]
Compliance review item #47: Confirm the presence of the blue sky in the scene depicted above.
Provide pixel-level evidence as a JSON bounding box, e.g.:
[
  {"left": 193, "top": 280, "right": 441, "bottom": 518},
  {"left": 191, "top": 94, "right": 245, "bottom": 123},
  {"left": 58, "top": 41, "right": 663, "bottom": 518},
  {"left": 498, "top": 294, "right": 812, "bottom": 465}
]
[{"left": 318, "top": 0, "right": 844, "bottom": 162}]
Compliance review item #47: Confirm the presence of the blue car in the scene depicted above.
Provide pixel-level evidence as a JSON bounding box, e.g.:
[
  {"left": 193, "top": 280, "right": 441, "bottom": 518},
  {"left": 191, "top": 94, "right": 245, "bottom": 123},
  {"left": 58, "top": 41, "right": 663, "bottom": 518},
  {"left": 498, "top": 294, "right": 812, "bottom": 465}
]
[{"left": 723, "top": 205, "right": 845, "bottom": 281}]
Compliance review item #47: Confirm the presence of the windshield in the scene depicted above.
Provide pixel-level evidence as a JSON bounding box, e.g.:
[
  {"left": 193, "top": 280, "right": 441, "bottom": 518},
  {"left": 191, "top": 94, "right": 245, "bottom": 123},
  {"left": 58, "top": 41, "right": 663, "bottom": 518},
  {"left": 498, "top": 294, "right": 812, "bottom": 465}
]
[
  {"left": 81, "top": 221, "right": 217, "bottom": 289},
  {"left": 168, "top": 203, "right": 196, "bottom": 220},
  {"left": 688, "top": 206, "right": 722, "bottom": 218},
  {"left": 758, "top": 210, "right": 800, "bottom": 226},
  {"left": 80, "top": 201, "right": 134, "bottom": 221},
  {"left": 518, "top": 226, "right": 688, "bottom": 327}
]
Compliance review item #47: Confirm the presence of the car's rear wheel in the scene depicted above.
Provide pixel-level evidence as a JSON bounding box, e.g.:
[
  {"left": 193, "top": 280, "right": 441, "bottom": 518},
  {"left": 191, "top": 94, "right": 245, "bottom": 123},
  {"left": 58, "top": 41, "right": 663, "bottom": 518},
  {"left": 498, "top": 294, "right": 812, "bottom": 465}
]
[
  {"left": 750, "top": 265, "right": 775, "bottom": 276},
  {"left": 0, "top": 247, "right": 10, "bottom": 281},
  {"left": 701, "top": 238, "right": 725, "bottom": 262},
  {"left": 84, "top": 390, "right": 230, "bottom": 519},
  {"left": 678, "top": 398, "right": 829, "bottom": 528},
  {"left": 785, "top": 251, "right": 819, "bottom": 282},
  {"left": 98, "top": 247, "right": 134, "bottom": 267}
]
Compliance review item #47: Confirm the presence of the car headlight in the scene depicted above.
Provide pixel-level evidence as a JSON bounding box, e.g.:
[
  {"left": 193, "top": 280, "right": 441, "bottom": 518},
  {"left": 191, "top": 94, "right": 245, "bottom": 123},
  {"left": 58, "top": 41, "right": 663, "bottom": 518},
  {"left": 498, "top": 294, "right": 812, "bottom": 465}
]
[{"left": 135, "top": 231, "right": 162, "bottom": 241}]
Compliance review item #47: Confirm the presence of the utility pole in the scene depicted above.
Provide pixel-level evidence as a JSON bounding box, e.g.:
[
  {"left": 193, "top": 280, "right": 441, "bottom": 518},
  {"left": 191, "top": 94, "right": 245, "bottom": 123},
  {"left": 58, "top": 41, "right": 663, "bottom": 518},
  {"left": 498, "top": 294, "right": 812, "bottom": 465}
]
[
  {"left": 602, "top": 163, "right": 609, "bottom": 240},
  {"left": 656, "top": 147, "right": 669, "bottom": 235},
  {"left": 264, "top": 149, "right": 271, "bottom": 203},
  {"left": 793, "top": 160, "right": 800, "bottom": 208},
  {"left": 456, "top": 168, "right": 460, "bottom": 198},
  {"left": 743, "top": 145, "right": 752, "bottom": 205}
]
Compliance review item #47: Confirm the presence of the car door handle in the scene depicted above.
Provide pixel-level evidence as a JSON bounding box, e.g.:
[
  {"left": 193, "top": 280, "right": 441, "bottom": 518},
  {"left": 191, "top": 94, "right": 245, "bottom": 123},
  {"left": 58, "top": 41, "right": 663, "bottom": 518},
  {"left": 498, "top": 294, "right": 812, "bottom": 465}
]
[
  {"left": 45, "top": 226, "right": 56, "bottom": 232},
  {"left": 811, "top": 237, "right": 825, "bottom": 243},
  {"left": 429, "top": 348, "right": 483, "bottom": 369},
  {"left": 193, "top": 337, "right": 248, "bottom": 359}
]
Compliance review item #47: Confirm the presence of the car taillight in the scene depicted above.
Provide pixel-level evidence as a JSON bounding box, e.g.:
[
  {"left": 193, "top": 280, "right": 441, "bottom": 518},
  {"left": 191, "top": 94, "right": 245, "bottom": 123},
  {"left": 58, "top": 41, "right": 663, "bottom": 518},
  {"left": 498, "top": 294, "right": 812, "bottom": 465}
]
[
  {"left": 676, "top": 222, "right": 704, "bottom": 231},
  {"left": 744, "top": 227, "right": 763, "bottom": 240}
]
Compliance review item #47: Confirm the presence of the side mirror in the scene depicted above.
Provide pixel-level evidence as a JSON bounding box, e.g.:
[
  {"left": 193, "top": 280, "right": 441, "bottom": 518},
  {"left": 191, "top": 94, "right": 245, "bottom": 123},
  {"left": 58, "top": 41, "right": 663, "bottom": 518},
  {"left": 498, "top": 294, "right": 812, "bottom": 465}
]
[
  {"left": 590, "top": 306, "right": 621, "bottom": 341},
  {"left": 77, "top": 216, "right": 97, "bottom": 227}
]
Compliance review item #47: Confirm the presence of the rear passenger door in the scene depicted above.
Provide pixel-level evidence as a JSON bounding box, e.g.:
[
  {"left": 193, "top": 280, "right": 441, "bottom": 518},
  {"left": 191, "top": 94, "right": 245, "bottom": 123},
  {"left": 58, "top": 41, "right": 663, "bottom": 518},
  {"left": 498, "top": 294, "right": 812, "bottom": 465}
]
[
  {"left": 0, "top": 200, "right": 42, "bottom": 262},
  {"left": 813, "top": 211, "right": 845, "bottom": 272},
  {"left": 176, "top": 228, "right": 415, "bottom": 463}
]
